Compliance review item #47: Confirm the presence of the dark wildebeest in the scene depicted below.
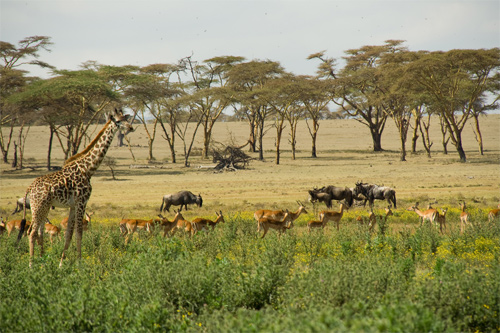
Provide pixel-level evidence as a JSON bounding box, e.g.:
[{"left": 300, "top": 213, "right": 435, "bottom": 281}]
[
  {"left": 308, "top": 186, "right": 353, "bottom": 208},
  {"left": 159, "top": 191, "right": 203, "bottom": 212},
  {"left": 11, "top": 196, "right": 54, "bottom": 215},
  {"left": 353, "top": 182, "right": 397, "bottom": 209},
  {"left": 11, "top": 197, "right": 30, "bottom": 215}
]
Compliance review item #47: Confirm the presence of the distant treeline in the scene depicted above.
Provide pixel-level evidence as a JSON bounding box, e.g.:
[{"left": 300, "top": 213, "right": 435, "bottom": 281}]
[{"left": 1, "top": 37, "right": 499, "bottom": 168}]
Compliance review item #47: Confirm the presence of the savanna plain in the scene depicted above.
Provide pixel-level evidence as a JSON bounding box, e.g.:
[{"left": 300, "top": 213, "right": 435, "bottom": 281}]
[{"left": 1, "top": 116, "right": 500, "bottom": 332}]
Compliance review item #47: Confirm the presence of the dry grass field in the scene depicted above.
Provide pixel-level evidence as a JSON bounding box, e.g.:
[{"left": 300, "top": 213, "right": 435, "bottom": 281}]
[{"left": 1, "top": 114, "right": 499, "bottom": 224}]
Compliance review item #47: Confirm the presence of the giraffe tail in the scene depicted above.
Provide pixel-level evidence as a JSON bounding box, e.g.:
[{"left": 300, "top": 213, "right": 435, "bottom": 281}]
[{"left": 17, "top": 192, "right": 28, "bottom": 244}]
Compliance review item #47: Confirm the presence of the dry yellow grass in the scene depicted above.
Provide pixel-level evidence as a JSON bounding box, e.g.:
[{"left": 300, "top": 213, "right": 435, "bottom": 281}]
[{"left": 1, "top": 115, "right": 499, "bottom": 223}]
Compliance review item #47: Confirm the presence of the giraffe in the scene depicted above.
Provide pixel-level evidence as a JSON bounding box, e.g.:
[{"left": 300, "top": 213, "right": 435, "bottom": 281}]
[{"left": 18, "top": 109, "right": 134, "bottom": 266}]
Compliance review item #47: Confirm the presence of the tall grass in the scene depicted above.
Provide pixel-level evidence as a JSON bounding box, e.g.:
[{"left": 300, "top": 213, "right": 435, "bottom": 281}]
[{"left": 1, "top": 215, "right": 499, "bottom": 332}]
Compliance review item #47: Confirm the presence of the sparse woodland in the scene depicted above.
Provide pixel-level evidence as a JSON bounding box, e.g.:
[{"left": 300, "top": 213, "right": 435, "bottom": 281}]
[{"left": 1, "top": 37, "right": 499, "bottom": 171}]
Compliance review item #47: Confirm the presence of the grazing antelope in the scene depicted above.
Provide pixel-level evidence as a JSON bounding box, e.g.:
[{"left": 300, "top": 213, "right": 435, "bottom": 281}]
[
  {"left": 459, "top": 201, "right": 471, "bottom": 233},
  {"left": 307, "top": 218, "right": 327, "bottom": 233},
  {"left": 254, "top": 201, "right": 307, "bottom": 232},
  {"left": 7, "top": 219, "right": 32, "bottom": 237},
  {"left": 318, "top": 202, "right": 347, "bottom": 231},
  {"left": 408, "top": 204, "right": 439, "bottom": 230},
  {"left": 190, "top": 211, "right": 225, "bottom": 236},
  {"left": 368, "top": 206, "right": 393, "bottom": 232},
  {"left": 258, "top": 210, "right": 293, "bottom": 238},
  {"left": 44, "top": 220, "right": 61, "bottom": 243},
  {"left": 61, "top": 212, "right": 93, "bottom": 231},
  {"left": 488, "top": 204, "right": 500, "bottom": 222}
]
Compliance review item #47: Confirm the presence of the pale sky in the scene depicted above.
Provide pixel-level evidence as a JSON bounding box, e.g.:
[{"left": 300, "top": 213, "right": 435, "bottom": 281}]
[{"left": 1, "top": 0, "right": 499, "bottom": 78}]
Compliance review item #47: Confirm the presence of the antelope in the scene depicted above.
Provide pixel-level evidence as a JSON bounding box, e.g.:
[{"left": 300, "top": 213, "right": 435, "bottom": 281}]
[
  {"left": 167, "top": 210, "right": 194, "bottom": 237},
  {"left": 368, "top": 206, "right": 393, "bottom": 232},
  {"left": 435, "top": 208, "right": 448, "bottom": 233},
  {"left": 488, "top": 204, "right": 500, "bottom": 222},
  {"left": 7, "top": 219, "right": 31, "bottom": 237},
  {"left": 459, "top": 201, "right": 471, "bottom": 233},
  {"left": 408, "top": 204, "right": 439, "bottom": 230},
  {"left": 258, "top": 210, "right": 293, "bottom": 238},
  {"left": 44, "top": 220, "right": 61, "bottom": 243},
  {"left": 254, "top": 201, "right": 307, "bottom": 232},
  {"left": 318, "top": 202, "right": 346, "bottom": 231},
  {"left": 190, "top": 211, "right": 225, "bottom": 235},
  {"left": 61, "top": 212, "right": 94, "bottom": 231},
  {"left": 157, "top": 212, "right": 183, "bottom": 238},
  {"left": 307, "top": 219, "right": 327, "bottom": 232},
  {"left": 119, "top": 218, "right": 155, "bottom": 240},
  {"left": 0, "top": 217, "right": 6, "bottom": 236}
]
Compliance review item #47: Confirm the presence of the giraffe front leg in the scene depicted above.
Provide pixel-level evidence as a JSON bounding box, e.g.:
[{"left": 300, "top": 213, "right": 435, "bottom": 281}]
[
  {"left": 74, "top": 207, "right": 86, "bottom": 261},
  {"left": 60, "top": 207, "right": 76, "bottom": 267}
]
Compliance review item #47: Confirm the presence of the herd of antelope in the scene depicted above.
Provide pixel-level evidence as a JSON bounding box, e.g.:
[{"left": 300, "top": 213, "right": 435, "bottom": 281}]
[{"left": 1, "top": 191, "right": 500, "bottom": 242}]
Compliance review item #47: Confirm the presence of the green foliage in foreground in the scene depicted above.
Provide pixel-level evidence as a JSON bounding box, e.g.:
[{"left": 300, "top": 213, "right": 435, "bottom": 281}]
[{"left": 1, "top": 216, "right": 499, "bottom": 332}]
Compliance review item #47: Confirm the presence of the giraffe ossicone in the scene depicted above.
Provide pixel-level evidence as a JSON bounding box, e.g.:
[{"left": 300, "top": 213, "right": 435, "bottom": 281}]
[{"left": 17, "top": 109, "right": 134, "bottom": 267}]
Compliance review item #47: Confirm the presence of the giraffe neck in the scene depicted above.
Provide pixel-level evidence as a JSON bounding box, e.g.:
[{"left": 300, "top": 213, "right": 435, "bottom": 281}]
[{"left": 65, "top": 120, "right": 118, "bottom": 177}]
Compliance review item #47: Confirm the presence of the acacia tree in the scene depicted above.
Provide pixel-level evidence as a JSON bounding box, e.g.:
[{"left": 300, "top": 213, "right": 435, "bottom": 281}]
[
  {"left": 11, "top": 68, "right": 118, "bottom": 164},
  {"left": 185, "top": 55, "right": 244, "bottom": 159},
  {"left": 309, "top": 44, "right": 395, "bottom": 152},
  {"left": 378, "top": 41, "right": 415, "bottom": 161},
  {"left": 0, "top": 36, "right": 52, "bottom": 163},
  {"left": 263, "top": 74, "right": 302, "bottom": 164},
  {"left": 295, "top": 75, "right": 331, "bottom": 158},
  {"left": 228, "top": 60, "right": 283, "bottom": 160},
  {"left": 408, "top": 48, "right": 500, "bottom": 162}
]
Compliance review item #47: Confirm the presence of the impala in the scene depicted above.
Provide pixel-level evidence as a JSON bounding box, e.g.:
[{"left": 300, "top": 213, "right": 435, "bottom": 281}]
[
  {"left": 488, "top": 203, "right": 500, "bottom": 222},
  {"left": 435, "top": 208, "right": 448, "bottom": 233},
  {"left": 119, "top": 217, "right": 156, "bottom": 244},
  {"left": 459, "top": 201, "right": 471, "bottom": 233},
  {"left": 7, "top": 219, "right": 31, "bottom": 237},
  {"left": 167, "top": 210, "right": 194, "bottom": 237},
  {"left": 44, "top": 221, "right": 61, "bottom": 243},
  {"left": 258, "top": 210, "right": 292, "bottom": 238},
  {"left": 408, "top": 204, "right": 439, "bottom": 230},
  {"left": 254, "top": 201, "right": 307, "bottom": 231},
  {"left": 157, "top": 212, "right": 185, "bottom": 238},
  {"left": 368, "top": 206, "right": 393, "bottom": 232},
  {"left": 61, "top": 212, "right": 94, "bottom": 231},
  {"left": 190, "top": 211, "right": 225, "bottom": 235},
  {"left": 318, "top": 202, "right": 347, "bottom": 231},
  {"left": 0, "top": 217, "right": 5, "bottom": 236},
  {"left": 307, "top": 219, "right": 327, "bottom": 232}
]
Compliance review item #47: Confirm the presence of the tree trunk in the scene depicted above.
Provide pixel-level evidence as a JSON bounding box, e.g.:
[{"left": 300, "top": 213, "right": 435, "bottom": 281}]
[
  {"left": 411, "top": 117, "right": 420, "bottom": 153},
  {"left": 456, "top": 140, "right": 467, "bottom": 163},
  {"left": 202, "top": 128, "right": 211, "bottom": 160},
  {"left": 47, "top": 126, "right": 55, "bottom": 170},
  {"left": 370, "top": 129, "right": 383, "bottom": 152},
  {"left": 472, "top": 115, "right": 484, "bottom": 155},
  {"left": 116, "top": 131, "right": 125, "bottom": 147},
  {"left": 1, "top": 123, "right": 14, "bottom": 163},
  {"left": 439, "top": 115, "right": 449, "bottom": 155},
  {"left": 400, "top": 137, "right": 406, "bottom": 161},
  {"left": 12, "top": 142, "right": 18, "bottom": 168}
]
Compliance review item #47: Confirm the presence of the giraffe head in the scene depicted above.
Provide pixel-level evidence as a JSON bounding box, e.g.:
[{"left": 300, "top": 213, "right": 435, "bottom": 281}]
[{"left": 110, "top": 109, "right": 135, "bottom": 134}]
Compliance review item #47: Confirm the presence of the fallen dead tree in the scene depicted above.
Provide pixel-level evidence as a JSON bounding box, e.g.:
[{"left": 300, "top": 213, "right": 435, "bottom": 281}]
[{"left": 212, "top": 145, "right": 252, "bottom": 171}]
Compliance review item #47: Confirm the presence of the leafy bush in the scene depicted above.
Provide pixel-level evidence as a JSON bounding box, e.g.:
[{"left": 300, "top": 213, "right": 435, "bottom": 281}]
[{"left": 1, "top": 214, "right": 498, "bottom": 332}]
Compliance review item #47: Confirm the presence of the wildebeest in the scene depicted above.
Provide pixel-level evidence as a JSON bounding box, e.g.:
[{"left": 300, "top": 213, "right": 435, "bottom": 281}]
[
  {"left": 308, "top": 186, "right": 353, "bottom": 208},
  {"left": 11, "top": 196, "right": 54, "bottom": 215},
  {"left": 11, "top": 197, "right": 30, "bottom": 215},
  {"left": 353, "top": 182, "right": 397, "bottom": 208},
  {"left": 159, "top": 191, "right": 203, "bottom": 212}
]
